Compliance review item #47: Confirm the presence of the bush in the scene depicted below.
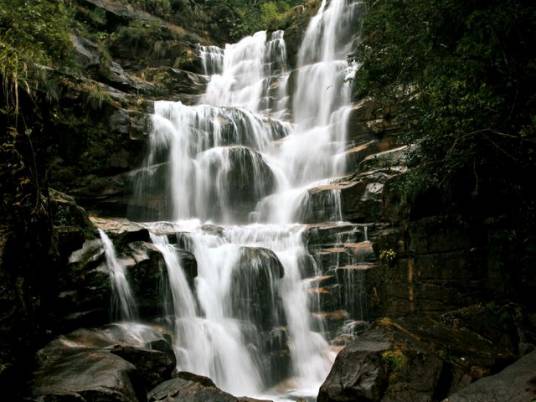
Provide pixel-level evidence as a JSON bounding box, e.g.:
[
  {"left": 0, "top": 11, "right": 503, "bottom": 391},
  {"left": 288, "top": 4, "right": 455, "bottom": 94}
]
[
  {"left": 356, "top": 0, "right": 536, "bottom": 221},
  {"left": 0, "top": 0, "right": 75, "bottom": 113}
]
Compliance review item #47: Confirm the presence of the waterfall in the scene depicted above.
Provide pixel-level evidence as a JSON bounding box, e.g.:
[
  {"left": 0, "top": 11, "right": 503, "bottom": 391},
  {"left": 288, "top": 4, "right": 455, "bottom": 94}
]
[
  {"left": 150, "top": 232, "right": 262, "bottom": 395},
  {"left": 98, "top": 229, "right": 138, "bottom": 321},
  {"left": 131, "top": 0, "right": 362, "bottom": 398}
]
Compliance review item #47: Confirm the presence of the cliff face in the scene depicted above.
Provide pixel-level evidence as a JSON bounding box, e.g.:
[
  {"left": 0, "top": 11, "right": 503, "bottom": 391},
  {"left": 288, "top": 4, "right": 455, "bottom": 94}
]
[{"left": 0, "top": 1, "right": 535, "bottom": 401}]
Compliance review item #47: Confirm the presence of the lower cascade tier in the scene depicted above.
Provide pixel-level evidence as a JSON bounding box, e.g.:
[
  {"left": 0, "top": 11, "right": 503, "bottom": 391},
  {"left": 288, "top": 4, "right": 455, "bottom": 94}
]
[{"left": 57, "top": 218, "right": 378, "bottom": 400}]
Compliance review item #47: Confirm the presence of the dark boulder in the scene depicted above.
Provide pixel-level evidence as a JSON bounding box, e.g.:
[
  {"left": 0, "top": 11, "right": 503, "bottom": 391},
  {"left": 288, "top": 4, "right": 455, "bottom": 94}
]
[
  {"left": 319, "top": 305, "right": 534, "bottom": 402},
  {"left": 230, "top": 247, "right": 285, "bottom": 330},
  {"left": 444, "top": 350, "right": 536, "bottom": 402},
  {"left": 33, "top": 349, "right": 144, "bottom": 402},
  {"left": 32, "top": 324, "right": 175, "bottom": 400},
  {"left": 110, "top": 344, "right": 175, "bottom": 390},
  {"left": 318, "top": 329, "right": 391, "bottom": 402},
  {"left": 148, "top": 372, "right": 236, "bottom": 402},
  {"left": 197, "top": 146, "right": 276, "bottom": 222}
]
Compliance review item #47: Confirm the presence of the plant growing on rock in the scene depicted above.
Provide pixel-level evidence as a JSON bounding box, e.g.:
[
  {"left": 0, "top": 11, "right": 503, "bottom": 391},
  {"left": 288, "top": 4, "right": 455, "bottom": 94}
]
[{"left": 379, "top": 248, "right": 397, "bottom": 267}]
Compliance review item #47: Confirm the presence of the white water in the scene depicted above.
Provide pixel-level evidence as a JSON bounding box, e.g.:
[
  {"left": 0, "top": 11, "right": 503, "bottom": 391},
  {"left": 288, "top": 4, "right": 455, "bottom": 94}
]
[
  {"left": 98, "top": 229, "right": 138, "bottom": 321},
  {"left": 131, "top": 0, "right": 361, "bottom": 398}
]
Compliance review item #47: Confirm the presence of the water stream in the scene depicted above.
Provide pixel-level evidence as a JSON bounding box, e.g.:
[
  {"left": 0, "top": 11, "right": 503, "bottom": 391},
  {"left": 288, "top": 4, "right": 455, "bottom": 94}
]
[{"left": 99, "top": 229, "right": 138, "bottom": 321}]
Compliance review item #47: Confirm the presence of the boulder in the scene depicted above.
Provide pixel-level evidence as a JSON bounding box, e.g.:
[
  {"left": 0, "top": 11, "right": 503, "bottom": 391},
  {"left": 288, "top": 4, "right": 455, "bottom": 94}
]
[
  {"left": 231, "top": 247, "right": 285, "bottom": 330},
  {"left": 318, "top": 329, "right": 392, "bottom": 402},
  {"left": 196, "top": 146, "right": 277, "bottom": 222},
  {"left": 57, "top": 231, "right": 169, "bottom": 328},
  {"left": 110, "top": 344, "right": 175, "bottom": 390},
  {"left": 33, "top": 349, "right": 144, "bottom": 402},
  {"left": 444, "top": 350, "right": 536, "bottom": 402},
  {"left": 319, "top": 305, "right": 534, "bottom": 402},
  {"left": 148, "top": 372, "right": 237, "bottom": 402},
  {"left": 32, "top": 324, "right": 176, "bottom": 401}
]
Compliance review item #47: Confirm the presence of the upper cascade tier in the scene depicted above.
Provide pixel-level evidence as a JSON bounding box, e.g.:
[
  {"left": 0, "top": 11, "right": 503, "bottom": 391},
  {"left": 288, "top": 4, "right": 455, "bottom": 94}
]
[{"left": 136, "top": 0, "right": 361, "bottom": 225}]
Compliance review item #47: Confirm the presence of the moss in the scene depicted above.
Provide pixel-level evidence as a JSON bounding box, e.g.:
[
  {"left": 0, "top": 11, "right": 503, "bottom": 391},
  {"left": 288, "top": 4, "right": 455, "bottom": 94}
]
[{"left": 382, "top": 349, "right": 408, "bottom": 373}]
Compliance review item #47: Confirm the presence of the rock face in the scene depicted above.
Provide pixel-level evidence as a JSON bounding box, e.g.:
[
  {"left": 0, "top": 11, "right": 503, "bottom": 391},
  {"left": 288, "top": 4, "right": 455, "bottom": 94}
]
[
  {"left": 32, "top": 324, "right": 176, "bottom": 402},
  {"left": 299, "top": 146, "right": 409, "bottom": 224},
  {"left": 444, "top": 350, "right": 536, "bottom": 402},
  {"left": 57, "top": 223, "right": 199, "bottom": 328},
  {"left": 318, "top": 331, "right": 391, "bottom": 402},
  {"left": 318, "top": 304, "right": 535, "bottom": 402}
]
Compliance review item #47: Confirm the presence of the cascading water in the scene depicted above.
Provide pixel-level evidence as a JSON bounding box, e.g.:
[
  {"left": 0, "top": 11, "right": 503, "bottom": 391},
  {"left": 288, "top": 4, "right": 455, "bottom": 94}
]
[
  {"left": 150, "top": 232, "right": 262, "bottom": 395},
  {"left": 129, "top": 0, "right": 361, "bottom": 399},
  {"left": 98, "top": 229, "right": 138, "bottom": 321}
]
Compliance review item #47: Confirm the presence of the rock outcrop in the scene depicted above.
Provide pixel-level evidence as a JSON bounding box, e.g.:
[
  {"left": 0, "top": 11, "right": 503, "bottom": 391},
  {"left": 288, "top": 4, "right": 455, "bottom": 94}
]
[
  {"left": 319, "top": 304, "right": 535, "bottom": 402},
  {"left": 444, "top": 350, "right": 536, "bottom": 402},
  {"left": 148, "top": 372, "right": 237, "bottom": 402},
  {"left": 32, "top": 324, "right": 176, "bottom": 401}
]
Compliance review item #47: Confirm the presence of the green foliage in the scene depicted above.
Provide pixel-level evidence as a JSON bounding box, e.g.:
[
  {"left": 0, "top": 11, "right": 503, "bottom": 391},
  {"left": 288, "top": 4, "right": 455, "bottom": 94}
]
[
  {"left": 382, "top": 349, "right": 407, "bottom": 373},
  {"left": 0, "top": 0, "right": 75, "bottom": 114},
  {"left": 210, "top": 0, "right": 302, "bottom": 38},
  {"left": 123, "top": 0, "right": 173, "bottom": 17},
  {"left": 357, "top": 0, "right": 536, "bottom": 218},
  {"left": 81, "top": 82, "right": 113, "bottom": 110}
]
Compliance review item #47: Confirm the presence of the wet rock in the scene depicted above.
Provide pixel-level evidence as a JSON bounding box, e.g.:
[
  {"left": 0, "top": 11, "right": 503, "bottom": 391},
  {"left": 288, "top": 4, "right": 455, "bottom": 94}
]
[
  {"left": 148, "top": 372, "right": 237, "bottom": 402},
  {"left": 346, "top": 98, "right": 402, "bottom": 144},
  {"left": 444, "top": 350, "right": 536, "bottom": 402},
  {"left": 258, "top": 327, "right": 291, "bottom": 386},
  {"left": 127, "top": 163, "right": 174, "bottom": 220},
  {"left": 32, "top": 324, "right": 175, "bottom": 400},
  {"left": 281, "top": 0, "right": 322, "bottom": 68},
  {"left": 319, "top": 306, "right": 533, "bottom": 402},
  {"left": 231, "top": 247, "right": 285, "bottom": 330},
  {"left": 176, "top": 248, "right": 198, "bottom": 286},
  {"left": 198, "top": 146, "right": 276, "bottom": 222},
  {"left": 300, "top": 163, "right": 405, "bottom": 224},
  {"left": 318, "top": 329, "right": 391, "bottom": 402},
  {"left": 33, "top": 349, "right": 144, "bottom": 402},
  {"left": 110, "top": 344, "right": 175, "bottom": 390},
  {"left": 370, "top": 215, "right": 533, "bottom": 316},
  {"left": 339, "top": 170, "right": 402, "bottom": 223},
  {"left": 58, "top": 234, "right": 169, "bottom": 327},
  {"left": 314, "top": 242, "right": 376, "bottom": 273}
]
